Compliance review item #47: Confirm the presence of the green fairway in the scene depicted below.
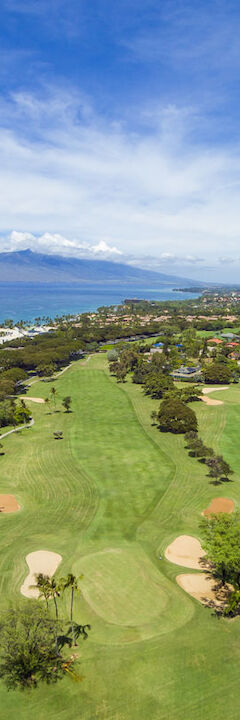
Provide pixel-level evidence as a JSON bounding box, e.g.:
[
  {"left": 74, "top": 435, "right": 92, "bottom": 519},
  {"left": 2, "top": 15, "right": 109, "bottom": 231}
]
[{"left": 1, "top": 354, "right": 240, "bottom": 719}]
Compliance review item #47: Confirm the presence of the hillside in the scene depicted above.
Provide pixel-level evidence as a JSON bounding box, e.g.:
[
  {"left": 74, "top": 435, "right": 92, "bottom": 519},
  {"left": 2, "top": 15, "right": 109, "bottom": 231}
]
[{"left": 0, "top": 249, "right": 203, "bottom": 285}]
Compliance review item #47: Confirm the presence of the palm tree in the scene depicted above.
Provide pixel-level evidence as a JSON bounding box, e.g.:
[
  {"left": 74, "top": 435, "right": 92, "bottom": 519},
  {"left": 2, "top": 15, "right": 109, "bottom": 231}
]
[
  {"left": 34, "top": 573, "right": 51, "bottom": 609},
  {"left": 47, "top": 577, "right": 61, "bottom": 619},
  {"left": 59, "top": 573, "right": 82, "bottom": 646},
  {"left": 50, "top": 387, "right": 57, "bottom": 412},
  {"left": 44, "top": 397, "right": 49, "bottom": 412},
  {"left": 34, "top": 573, "right": 61, "bottom": 654}
]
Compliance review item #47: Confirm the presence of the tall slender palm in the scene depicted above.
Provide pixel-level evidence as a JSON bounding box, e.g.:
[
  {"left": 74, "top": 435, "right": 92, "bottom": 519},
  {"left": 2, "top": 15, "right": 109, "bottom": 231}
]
[
  {"left": 47, "top": 577, "right": 61, "bottom": 619},
  {"left": 44, "top": 397, "right": 49, "bottom": 412},
  {"left": 34, "top": 573, "right": 51, "bottom": 610},
  {"left": 34, "top": 573, "right": 61, "bottom": 654},
  {"left": 50, "top": 386, "right": 57, "bottom": 412},
  {"left": 59, "top": 573, "right": 82, "bottom": 646}
]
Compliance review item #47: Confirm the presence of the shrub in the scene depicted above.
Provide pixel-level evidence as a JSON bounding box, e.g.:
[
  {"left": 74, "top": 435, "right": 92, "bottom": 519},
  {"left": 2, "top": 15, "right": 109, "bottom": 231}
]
[{"left": 107, "top": 349, "right": 119, "bottom": 362}]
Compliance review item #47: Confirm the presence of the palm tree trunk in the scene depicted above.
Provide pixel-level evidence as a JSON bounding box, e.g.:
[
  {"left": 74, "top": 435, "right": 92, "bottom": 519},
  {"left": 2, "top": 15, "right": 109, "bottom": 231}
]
[
  {"left": 52, "top": 595, "right": 60, "bottom": 655},
  {"left": 53, "top": 595, "right": 58, "bottom": 620},
  {"left": 70, "top": 587, "right": 77, "bottom": 646}
]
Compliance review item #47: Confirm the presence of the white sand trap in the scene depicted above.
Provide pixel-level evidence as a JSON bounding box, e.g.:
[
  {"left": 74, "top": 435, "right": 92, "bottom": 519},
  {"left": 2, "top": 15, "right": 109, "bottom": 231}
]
[
  {"left": 20, "top": 396, "right": 45, "bottom": 404},
  {"left": 21, "top": 550, "right": 62, "bottom": 598},
  {"left": 165, "top": 535, "right": 206, "bottom": 569},
  {"left": 202, "top": 387, "right": 229, "bottom": 394},
  {"left": 201, "top": 396, "right": 223, "bottom": 406},
  {"left": 176, "top": 573, "right": 232, "bottom": 606},
  {"left": 201, "top": 387, "right": 229, "bottom": 406}
]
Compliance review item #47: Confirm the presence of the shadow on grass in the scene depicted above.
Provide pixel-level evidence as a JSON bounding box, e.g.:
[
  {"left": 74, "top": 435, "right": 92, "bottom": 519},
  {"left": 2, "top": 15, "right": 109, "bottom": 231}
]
[{"left": 209, "top": 476, "right": 233, "bottom": 486}]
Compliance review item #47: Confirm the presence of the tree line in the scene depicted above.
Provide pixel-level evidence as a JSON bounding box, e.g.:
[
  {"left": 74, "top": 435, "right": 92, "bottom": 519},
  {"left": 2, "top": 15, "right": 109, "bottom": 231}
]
[{"left": 108, "top": 345, "right": 234, "bottom": 480}]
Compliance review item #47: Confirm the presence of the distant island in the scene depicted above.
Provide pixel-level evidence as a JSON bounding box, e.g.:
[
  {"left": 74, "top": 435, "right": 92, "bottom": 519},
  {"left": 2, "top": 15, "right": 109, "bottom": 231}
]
[{"left": 173, "top": 287, "right": 204, "bottom": 293}]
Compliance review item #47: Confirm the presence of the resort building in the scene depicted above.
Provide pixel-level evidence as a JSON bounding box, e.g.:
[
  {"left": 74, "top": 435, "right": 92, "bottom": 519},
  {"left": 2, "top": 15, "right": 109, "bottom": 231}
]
[{"left": 170, "top": 364, "right": 202, "bottom": 381}]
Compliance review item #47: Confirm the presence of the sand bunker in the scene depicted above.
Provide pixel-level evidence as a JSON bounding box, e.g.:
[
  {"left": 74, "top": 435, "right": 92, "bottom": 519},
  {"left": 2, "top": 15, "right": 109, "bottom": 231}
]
[
  {"left": 0, "top": 494, "right": 20, "bottom": 513},
  {"left": 202, "top": 387, "right": 229, "bottom": 394},
  {"left": 176, "top": 573, "right": 232, "bottom": 607},
  {"left": 20, "top": 396, "right": 44, "bottom": 404},
  {"left": 203, "top": 497, "right": 234, "bottom": 516},
  {"left": 165, "top": 535, "right": 206, "bottom": 569},
  {"left": 201, "top": 387, "right": 229, "bottom": 406},
  {"left": 201, "top": 396, "right": 223, "bottom": 406},
  {"left": 21, "top": 550, "right": 62, "bottom": 598}
]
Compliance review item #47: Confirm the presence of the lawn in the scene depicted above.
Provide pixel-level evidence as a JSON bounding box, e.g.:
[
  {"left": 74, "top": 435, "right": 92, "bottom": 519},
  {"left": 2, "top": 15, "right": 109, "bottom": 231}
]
[
  {"left": 0, "top": 354, "right": 240, "bottom": 719},
  {"left": 196, "top": 326, "right": 240, "bottom": 338}
]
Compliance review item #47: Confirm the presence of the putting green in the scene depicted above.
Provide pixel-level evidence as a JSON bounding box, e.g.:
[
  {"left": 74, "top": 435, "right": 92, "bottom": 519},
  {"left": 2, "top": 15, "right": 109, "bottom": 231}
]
[
  {"left": 74, "top": 542, "right": 193, "bottom": 644},
  {"left": 79, "top": 545, "right": 166, "bottom": 626}
]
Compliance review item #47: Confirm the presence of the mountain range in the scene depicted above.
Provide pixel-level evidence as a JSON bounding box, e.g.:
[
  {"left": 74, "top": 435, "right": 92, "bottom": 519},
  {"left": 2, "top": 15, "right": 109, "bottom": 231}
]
[{"left": 0, "top": 249, "right": 203, "bottom": 287}]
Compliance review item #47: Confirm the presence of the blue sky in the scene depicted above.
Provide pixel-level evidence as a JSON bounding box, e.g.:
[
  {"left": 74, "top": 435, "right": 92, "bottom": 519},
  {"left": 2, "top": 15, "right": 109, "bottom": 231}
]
[{"left": 1, "top": 0, "right": 240, "bottom": 281}]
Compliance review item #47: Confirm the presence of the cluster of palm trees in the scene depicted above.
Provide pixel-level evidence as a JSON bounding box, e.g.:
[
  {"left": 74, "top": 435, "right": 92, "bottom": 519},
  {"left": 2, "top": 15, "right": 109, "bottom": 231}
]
[
  {"left": 45, "top": 386, "right": 57, "bottom": 412},
  {"left": 34, "top": 572, "right": 90, "bottom": 648},
  {"left": 45, "top": 387, "right": 72, "bottom": 414}
]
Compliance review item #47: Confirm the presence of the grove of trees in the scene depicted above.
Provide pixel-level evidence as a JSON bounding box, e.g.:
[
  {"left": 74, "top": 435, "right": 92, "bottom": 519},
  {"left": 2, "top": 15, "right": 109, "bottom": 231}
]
[{"left": 0, "top": 571, "right": 90, "bottom": 691}]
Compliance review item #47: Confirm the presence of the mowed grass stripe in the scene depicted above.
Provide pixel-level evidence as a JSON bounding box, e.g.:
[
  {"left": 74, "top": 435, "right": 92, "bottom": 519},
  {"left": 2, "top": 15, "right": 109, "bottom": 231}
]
[{"left": 1, "top": 357, "right": 240, "bottom": 719}]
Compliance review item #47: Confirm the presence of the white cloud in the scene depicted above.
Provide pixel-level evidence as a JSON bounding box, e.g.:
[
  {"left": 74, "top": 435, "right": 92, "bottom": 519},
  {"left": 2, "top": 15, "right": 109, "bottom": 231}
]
[
  {"left": 1, "top": 88, "right": 240, "bottom": 280},
  {"left": 7, "top": 230, "right": 122, "bottom": 258},
  {"left": 91, "top": 240, "right": 122, "bottom": 255}
]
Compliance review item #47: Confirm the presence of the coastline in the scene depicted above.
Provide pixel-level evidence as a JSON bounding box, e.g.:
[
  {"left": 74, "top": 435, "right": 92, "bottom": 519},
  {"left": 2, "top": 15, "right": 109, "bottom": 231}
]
[{"left": 0, "top": 281, "right": 200, "bottom": 325}]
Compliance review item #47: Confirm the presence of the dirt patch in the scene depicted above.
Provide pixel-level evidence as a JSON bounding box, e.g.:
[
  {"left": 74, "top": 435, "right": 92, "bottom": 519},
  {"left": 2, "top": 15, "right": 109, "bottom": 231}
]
[
  {"left": 20, "top": 550, "right": 62, "bottom": 598},
  {"left": 176, "top": 573, "right": 232, "bottom": 607},
  {"left": 165, "top": 535, "right": 206, "bottom": 569},
  {"left": 203, "top": 497, "right": 234, "bottom": 516},
  {"left": 20, "top": 396, "right": 45, "bottom": 404},
  {"left": 0, "top": 494, "right": 20, "bottom": 513}
]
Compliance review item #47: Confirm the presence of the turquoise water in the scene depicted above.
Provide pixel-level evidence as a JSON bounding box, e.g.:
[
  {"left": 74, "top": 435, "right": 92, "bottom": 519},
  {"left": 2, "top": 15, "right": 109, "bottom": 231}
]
[{"left": 0, "top": 282, "right": 199, "bottom": 323}]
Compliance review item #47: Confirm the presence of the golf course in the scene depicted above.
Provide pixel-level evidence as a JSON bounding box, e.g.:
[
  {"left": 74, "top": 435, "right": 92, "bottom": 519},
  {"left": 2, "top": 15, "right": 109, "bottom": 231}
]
[{"left": 1, "top": 353, "right": 240, "bottom": 719}]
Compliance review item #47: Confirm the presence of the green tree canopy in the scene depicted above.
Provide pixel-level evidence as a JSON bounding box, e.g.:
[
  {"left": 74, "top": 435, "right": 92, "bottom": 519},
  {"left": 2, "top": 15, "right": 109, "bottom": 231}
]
[
  {"left": 62, "top": 396, "right": 72, "bottom": 413},
  {"left": 13, "top": 401, "right": 31, "bottom": 426},
  {"left": 36, "top": 362, "right": 56, "bottom": 377},
  {"left": 157, "top": 398, "right": 198, "bottom": 434},
  {"left": 205, "top": 455, "right": 233, "bottom": 482},
  {"left": 144, "top": 371, "right": 174, "bottom": 399},
  {"left": 0, "top": 605, "right": 65, "bottom": 690},
  {"left": 0, "top": 400, "right": 16, "bottom": 428},
  {"left": 204, "top": 363, "right": 232, "bottom": 384},
  {"left": 200, "top": 513, "right": 240, "bottom": 588}
]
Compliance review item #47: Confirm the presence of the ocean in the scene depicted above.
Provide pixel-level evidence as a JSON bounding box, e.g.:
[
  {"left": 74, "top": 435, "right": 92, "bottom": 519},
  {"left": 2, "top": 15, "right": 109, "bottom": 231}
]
[{"left": 0, "top": 282, "right": 200, "bottom": 324}]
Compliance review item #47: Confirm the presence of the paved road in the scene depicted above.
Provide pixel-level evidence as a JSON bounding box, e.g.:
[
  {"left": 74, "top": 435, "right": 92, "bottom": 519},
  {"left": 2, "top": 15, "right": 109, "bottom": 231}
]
[
  {"left": 0, "top": 417, "right": 34, "bottom": 440},
  {"left": 0, "top": 357, "right": 90, "bottom": 441}
]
